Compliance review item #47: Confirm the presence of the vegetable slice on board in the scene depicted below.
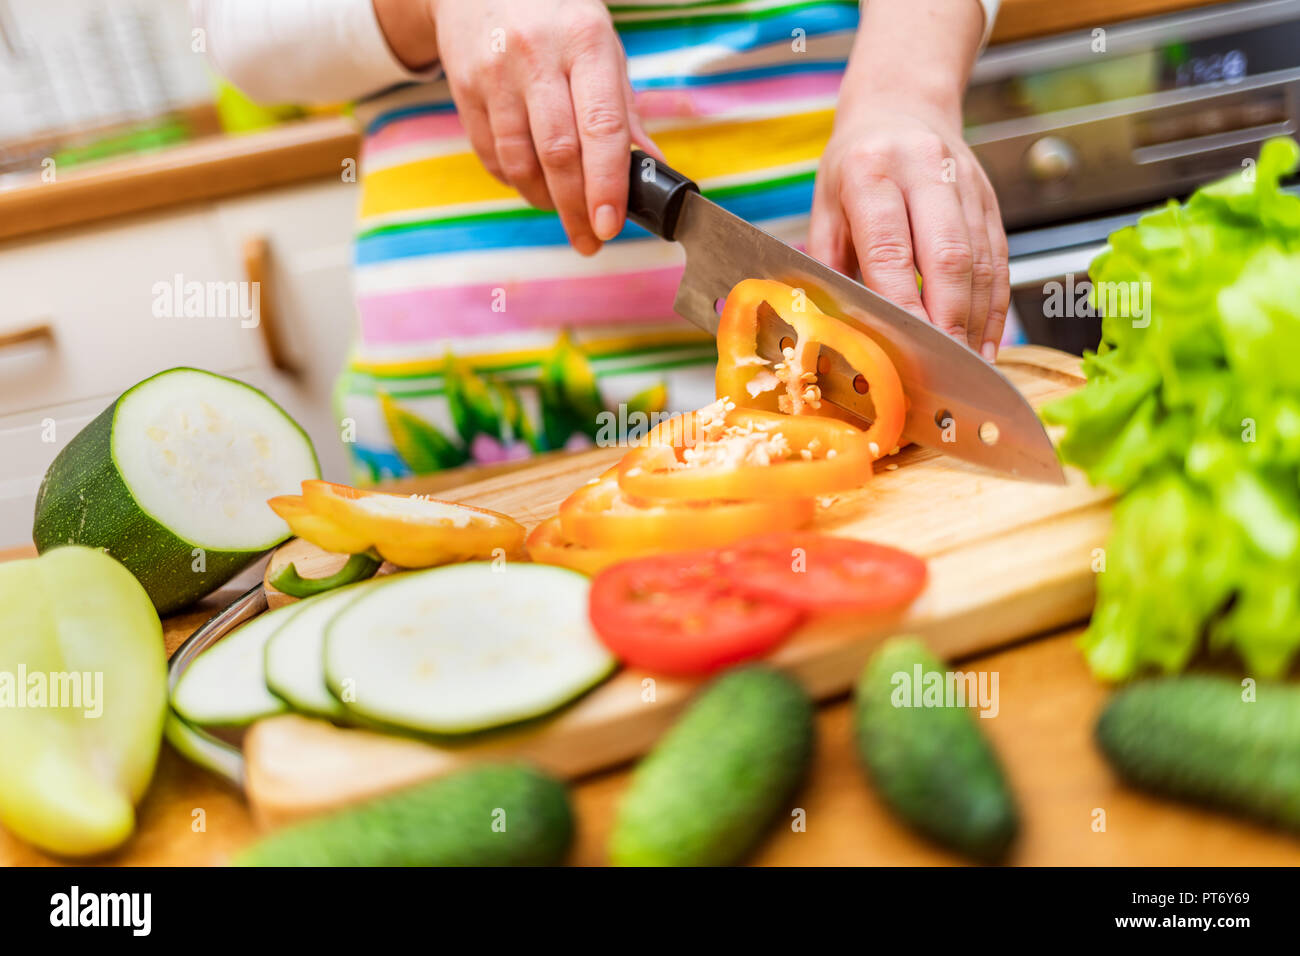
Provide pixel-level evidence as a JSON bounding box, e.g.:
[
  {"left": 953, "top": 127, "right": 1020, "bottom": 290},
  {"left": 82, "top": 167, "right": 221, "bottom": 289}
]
[
  {"left": 526, "top": 515, "right": 633, "bottom": 576},
  {"left": 164, "top": 711, "right": 243, "bottom": 787},
  {"left": 267, "top": 552, "right": 382, "bottom": 598},
  {"left": 558, "top": 466, "right": 814, "bottom": 553},
  {"left": 324, "top": 564, "right": 616, "bottom": 734},
  {"left": 618, "top": 405, "right": 875, "bottom": 502},
  {"left": 264, "top": 581, "right": 379, "bottom": 720},
  {"left": 588, "top": 551, "right": 804, "bottom": 675},
  {"left": 270, "top": 480, "right": 525, "bottom": 568},
  {"left": 172, "top": 601, "right": 303, "bottom": 727},
  {"left": 0, "top": 546, "right": 168, "bottom": 857},
  {"left": 32, "top": 368, "right": 319, "bottom": 613},
  {"left": 715, "top": 533, "right": 927, "bottom": 614},
  {"left": 715, "top": 277, "right": 906, "bottom": 456}
]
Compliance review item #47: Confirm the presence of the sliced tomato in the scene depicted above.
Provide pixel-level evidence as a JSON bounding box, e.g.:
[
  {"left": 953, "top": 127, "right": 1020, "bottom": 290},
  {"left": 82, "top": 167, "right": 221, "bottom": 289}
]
[
  {"left": 714, "top": 532, "right": 927, "bottom": 614},
  {"left": 589, "top": 552, "right": 803, "bottom": 675}
]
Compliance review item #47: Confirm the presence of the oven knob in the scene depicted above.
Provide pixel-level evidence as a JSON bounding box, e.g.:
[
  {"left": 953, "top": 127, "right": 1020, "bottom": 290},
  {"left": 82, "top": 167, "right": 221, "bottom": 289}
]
[{"left": 1025, "top": 136, "right": 1077, "bottom": 183}]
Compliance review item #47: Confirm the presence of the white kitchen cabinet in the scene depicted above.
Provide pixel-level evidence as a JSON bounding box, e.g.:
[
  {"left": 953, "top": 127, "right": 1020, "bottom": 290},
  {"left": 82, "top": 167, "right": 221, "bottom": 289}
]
[
  {"left": 0, "top": 177, "right": 360, "bottom": 547},
  {"left": 210, "top": 177, "right": 361, "bottom": 480},
  {"left": 0, "top": 206, "right": 255, "bottom": 417}
]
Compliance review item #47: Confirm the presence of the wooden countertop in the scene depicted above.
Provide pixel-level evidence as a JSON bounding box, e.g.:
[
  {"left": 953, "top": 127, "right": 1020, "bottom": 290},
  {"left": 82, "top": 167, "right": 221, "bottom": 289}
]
[
  {"left": 993, "top": 0, "right": 1223, "bottom": 45},
  {"left": 0, "top": 117, "right": 359, "bottom": 244},
  {"left": 0, "top": 0, "right": 1227, "bottom": 243},
  {"left": 1, "top": 543, "right": 1298, "bottom": 866}
]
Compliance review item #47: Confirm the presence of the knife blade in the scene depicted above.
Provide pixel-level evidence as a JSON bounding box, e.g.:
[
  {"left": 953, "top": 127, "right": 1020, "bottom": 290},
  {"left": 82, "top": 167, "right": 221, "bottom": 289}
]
[{"left": 625, "top": 151, "right": 1065, "bottom": 484}]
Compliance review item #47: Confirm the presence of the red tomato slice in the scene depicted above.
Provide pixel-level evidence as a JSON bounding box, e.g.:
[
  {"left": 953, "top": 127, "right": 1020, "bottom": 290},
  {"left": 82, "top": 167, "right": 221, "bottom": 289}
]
[
  {"left": 714, "top": 533, "right": 927, "bottom": 614},
  {"left": 588, "top": 552, "right": 803, "bottom": 675}
]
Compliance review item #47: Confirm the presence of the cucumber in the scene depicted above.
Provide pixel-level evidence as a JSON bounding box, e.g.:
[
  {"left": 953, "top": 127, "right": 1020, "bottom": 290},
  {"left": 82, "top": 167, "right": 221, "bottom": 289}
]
[
  {"left": 854, "top": 637, "right": 1018, "bottom": 863},
  {"left": 235, "top": 763, "right": 573, "bottom": 866},
  {"left": 609, "top": 667, "right": 814, "bottom": 866},
  {"left": 264, "top": 582, "right": 377, "bottom": 720},
  {"left": 33, "top": 368, "right": 319, "bottom": 614},
  {"left": 1096, "top": 675, "right": 1300, "bottom": 832},
  {"left": 171, "top": 602, "right": 305, "bottom": 728},
  {"left": 323, "top": 563, "right": 616, "bottom": 735}
]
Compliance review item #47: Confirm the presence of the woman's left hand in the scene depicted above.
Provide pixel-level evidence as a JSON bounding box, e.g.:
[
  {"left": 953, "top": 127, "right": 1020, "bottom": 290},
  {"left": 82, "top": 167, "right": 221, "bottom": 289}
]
[{"left": 808, "top": 97, "right": 1009, "bottom": 361}]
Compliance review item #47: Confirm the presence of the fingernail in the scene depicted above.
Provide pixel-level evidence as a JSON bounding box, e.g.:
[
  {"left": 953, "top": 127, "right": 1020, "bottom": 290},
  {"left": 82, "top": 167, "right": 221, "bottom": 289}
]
[
  {"left": 593, "top": 204, "right": 620, "bottom": 241},
  {"left": 982, "top": 341, "right": 998, "bottom": 362}
]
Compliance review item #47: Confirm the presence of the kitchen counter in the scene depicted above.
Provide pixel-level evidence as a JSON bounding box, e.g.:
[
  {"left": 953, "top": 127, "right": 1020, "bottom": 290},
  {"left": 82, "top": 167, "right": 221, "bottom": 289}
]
[
  {"left": 0, "top": 0, "right": 1225, "bottom": 243},
  {"left": 0, "top": 117, "right": 358, "bottom": 244},
  {"left": 2, "top": 543, "right": 1297, "bottom": 867}
]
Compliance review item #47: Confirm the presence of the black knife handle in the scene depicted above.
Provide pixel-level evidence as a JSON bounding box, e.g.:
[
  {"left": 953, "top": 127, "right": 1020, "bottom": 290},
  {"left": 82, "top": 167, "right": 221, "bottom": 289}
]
[{"left": 627, "top": 150, "right": 699, "bottom": 241}]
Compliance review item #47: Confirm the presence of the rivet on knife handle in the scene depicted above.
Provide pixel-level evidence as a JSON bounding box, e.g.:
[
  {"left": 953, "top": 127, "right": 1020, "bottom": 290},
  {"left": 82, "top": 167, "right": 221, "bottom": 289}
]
[{"left": 626, "top": 150, "right": 700, "bottom": 241}]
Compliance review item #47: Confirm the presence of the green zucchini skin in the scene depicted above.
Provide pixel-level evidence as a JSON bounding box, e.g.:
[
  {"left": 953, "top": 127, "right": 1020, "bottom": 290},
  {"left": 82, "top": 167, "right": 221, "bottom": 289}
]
[
  {"left": 1096, "top": 675, "right": 1300, "bottom": 832},
  {"left": 609, "top": 667, "right": 815, "bottom": 867},
  {"left": 235, "top": 764, "right": 574, "bottom": 867},
  {"left": 854, "top": 638, "right": 1018, "bottom": 863},
  {"left": 32, "top": 370, "right": 317, "bottom": 614}
]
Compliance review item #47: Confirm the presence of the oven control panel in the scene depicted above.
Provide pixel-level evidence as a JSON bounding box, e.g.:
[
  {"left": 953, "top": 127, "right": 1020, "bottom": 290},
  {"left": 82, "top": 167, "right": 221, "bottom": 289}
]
[{"left": 967, "top": 0, "right": 1300, "bottom": 228}]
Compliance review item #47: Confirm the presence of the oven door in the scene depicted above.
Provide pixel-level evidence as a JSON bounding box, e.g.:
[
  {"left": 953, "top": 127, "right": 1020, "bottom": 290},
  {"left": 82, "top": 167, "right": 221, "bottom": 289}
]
[
  {"left": 1006, "top": 208, "right": 1152, "bottom": 356},
  {"left": 1005, "top": 184, "right": 1299, "bottom": 355}
]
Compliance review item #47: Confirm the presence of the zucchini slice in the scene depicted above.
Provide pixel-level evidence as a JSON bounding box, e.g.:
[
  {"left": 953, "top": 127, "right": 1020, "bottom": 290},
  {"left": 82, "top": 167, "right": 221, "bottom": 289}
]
[
  {"left": 164, "top": 711, "right": 244, "bottom": 787},
  {"left": 172, "top": 601, "right": 304, "bottom": 727},
  {"left": 263, "top": 582, "right": 376, "bottom": 720},
  {"left": 324, "top": 563, "right": 616, "bottom": 735},
  {"left": 33, "top": 368, "right": 319, "bottom": 613}
]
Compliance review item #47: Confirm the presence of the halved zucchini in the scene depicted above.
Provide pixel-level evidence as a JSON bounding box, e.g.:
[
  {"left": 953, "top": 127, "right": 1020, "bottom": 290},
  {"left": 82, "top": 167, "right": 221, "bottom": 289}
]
[
  {"left": 33, "top": 368, "right": 319, "bottom": 613},
  {"left": 324, "top": 563, "right": 616, "bottom": 735}
]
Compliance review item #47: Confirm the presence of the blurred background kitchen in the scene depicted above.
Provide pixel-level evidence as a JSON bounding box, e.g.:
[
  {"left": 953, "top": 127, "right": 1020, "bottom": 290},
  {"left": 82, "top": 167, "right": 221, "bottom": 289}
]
[{"left": 1, "top": 0, "right": 1296, "bottom": 547}]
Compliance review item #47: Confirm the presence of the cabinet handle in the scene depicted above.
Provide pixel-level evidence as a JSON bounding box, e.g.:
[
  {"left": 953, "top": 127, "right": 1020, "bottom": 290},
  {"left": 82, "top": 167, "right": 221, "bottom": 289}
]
[
  {"left": 242, "top": 235, "right": 298, "bottom": 375},
  {"left": 0, "top": 320, "right": 54, "bottom": 352}
]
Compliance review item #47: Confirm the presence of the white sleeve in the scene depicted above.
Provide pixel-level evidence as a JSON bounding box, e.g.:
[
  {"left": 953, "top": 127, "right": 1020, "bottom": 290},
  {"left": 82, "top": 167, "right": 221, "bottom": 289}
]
[
  {"left": 977, "top": 0, "right": 1000, "bottom": 49},
  {"left": 191, "top": 0, "right": 437, "bottom": 104}
]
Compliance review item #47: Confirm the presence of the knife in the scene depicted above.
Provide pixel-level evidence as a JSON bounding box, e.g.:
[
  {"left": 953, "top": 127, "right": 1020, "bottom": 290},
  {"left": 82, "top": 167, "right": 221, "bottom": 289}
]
[{"left": 624, "top": 150, "right": 1065, "bottom": 484}]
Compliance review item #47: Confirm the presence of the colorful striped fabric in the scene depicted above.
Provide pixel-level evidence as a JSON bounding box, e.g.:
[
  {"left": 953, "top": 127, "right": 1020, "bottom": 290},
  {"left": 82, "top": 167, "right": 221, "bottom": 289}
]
[{"left": 340, "top": 0, "right": 862, "bottom": 483}]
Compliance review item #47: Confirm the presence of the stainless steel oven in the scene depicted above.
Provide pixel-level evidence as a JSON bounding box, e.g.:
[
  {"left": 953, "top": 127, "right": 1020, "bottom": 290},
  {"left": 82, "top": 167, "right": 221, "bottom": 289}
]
[{"left": 966, "top": 0, "right": 1300, "bottom": 353}]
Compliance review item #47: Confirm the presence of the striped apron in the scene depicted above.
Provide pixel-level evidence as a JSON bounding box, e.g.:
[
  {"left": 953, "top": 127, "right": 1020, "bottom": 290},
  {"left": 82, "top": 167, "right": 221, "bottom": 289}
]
[{"left": 341, "top": 0, "right": 862, "bottom": 482}]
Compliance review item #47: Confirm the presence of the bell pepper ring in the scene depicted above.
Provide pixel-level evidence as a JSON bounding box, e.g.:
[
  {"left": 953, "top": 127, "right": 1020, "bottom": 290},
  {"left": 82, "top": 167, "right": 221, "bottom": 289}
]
[
  {"left": 526, "top": 515, "right": 636, "bottom": 576},
  {"left": 272, "top": 480, "right": 526, "bottom": 568},
  {"left": 617, "top": 404, "right": 875, "bottom": 502},
  {"left": 715, "top": 278, "right": 906, "bottom": 459},
  {"left": 267, "top": 494, "right": 374, "bottom": 555},
  {"left": 558, "top": 466, "right": 815, "bottom": 552}
]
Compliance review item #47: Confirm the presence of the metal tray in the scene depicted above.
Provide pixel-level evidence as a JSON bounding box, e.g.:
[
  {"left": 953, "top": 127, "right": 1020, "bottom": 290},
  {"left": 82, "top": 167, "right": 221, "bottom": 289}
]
[{"left": 163, "top": 584, "right": 269, "bottom": 787}]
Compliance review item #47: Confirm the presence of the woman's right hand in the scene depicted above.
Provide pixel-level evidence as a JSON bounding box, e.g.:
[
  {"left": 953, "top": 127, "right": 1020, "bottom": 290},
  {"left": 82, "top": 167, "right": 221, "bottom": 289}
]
[{"left": 379, "top": 0, "right": 659, "bottom": 255}]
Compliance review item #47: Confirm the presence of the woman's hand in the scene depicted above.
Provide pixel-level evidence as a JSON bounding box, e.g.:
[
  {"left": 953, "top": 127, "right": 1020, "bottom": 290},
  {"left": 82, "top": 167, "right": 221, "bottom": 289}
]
[
  {"left": 807, "top": 0, "right": 1008, "bottom": 360},
  {"left": 402, "top": 0, "right": 657, "bottom": 255},
  {"left": 809, "top": 101, "right": 1008, "bottom": 359}
]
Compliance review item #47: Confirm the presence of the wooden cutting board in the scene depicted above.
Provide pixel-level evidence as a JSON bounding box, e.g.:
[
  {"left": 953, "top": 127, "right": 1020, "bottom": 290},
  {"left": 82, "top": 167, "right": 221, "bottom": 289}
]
[{"left": 240, "top": 345, "right": 1116, "bottom": 826}]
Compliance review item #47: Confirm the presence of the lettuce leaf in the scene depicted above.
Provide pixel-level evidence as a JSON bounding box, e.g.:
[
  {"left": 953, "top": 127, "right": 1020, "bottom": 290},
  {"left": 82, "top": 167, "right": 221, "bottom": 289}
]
[{"left": 1043, "top": 137, "right": 1300, "bottom": 679}]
